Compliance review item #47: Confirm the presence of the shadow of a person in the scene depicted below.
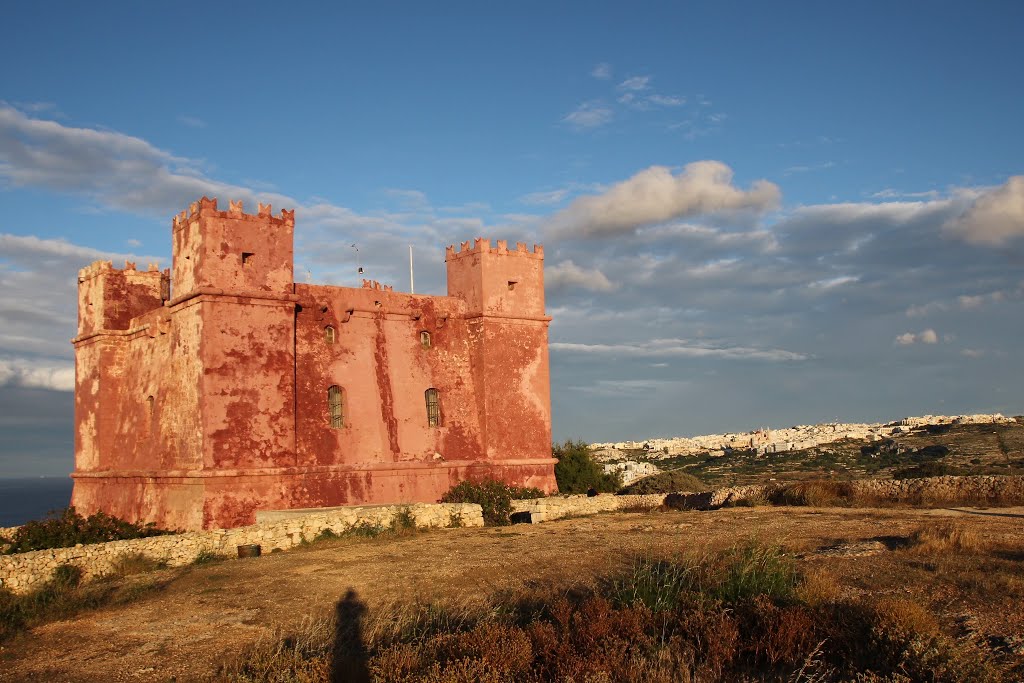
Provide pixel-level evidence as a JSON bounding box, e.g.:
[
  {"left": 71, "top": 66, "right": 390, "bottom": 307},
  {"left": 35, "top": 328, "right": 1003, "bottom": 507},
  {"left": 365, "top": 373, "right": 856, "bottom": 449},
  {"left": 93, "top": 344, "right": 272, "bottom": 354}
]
[{"left": 331, "top": 589, "right": 371, "bottom": 683}]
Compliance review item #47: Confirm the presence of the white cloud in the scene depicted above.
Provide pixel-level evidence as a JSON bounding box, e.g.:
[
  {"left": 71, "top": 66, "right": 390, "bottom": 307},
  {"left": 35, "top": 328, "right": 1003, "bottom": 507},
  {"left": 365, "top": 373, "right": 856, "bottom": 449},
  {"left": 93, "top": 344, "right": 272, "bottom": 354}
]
[
  {"left": 591, "top": 63, "right": 612, "bottom": 79},
  {"left": 895, "top": 329, "right": 939, "bottom": 346},
  {"left": 546, "top": 161, "right": 781, "bottom": 238},
  {"left": 551, "top": 338, "right": 807, "bottom": 362},
  {"left": 519, "top": 188, "right": 570, "bottom": 206},
  {"left": 176, "top": 115, "right": 207, "bottom": 128},
  {"left": 546, "top": 260, "right": 615, "bottom": 292},
  {"left": 895, "top": 332, "right": 917, "bottom": 346},
  {"left": 646, "top": 94, "right": 685, "bottom": 107},
  {"left": 870, "top": 188, "right": 940, "bottom": 200},
  {"left": 0, "top": 358, "right": 74, "bottom": 391},
  {"left": 618, "top": 76, "right": 651, "bottom": 91},
  {"left": 562, "top": 101, "right": 613, "bottom": 130},
  {"left": 944, "top": 176, "right": 1024, "bottom": 246}
]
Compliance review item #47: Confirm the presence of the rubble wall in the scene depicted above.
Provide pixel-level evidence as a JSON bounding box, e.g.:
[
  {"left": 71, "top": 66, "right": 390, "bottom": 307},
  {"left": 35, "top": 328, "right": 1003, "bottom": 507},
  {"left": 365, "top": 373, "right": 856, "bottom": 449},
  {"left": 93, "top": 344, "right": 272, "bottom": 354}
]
[{"left": 0, "top": 502, "right": 482, "bottom": 594}]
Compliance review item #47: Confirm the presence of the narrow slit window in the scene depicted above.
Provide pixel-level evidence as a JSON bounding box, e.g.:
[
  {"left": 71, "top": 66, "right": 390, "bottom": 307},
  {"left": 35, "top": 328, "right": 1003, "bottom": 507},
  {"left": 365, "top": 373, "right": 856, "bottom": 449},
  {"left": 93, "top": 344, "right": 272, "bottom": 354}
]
[
  {"left": 325, "top": 325, "right": 336, "bottom": 344},
  {"left": 328, "top": 385, "right": 344, "bottom": 429},
  {"left": 144, "top": 395, "right": 154, "bottom": 437},
  {"left": 425, "top": 388, "right": 440, "bottom": 427},
  {"left": 420, "top": 331, "right": 431, "bottom": 349},
  {"left": 242, "top": 252, "right": 255, "bottom": 266}
]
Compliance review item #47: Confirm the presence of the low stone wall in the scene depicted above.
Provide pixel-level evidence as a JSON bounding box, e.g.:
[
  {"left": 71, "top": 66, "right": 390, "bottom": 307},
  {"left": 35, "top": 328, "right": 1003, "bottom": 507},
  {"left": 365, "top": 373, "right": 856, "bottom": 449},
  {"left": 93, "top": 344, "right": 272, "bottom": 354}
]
[
  {"left": 848, "top": 475, "right": 1024, "bottom": 503},
  {"left": 512, "top": 475, "right": 1024, "bottom": 520},
  {"left": 511, "top": 493, "right": 666, "bottom": 522},
  {"left": 0, "top": 502, "right": 482, "bottom": 594}
]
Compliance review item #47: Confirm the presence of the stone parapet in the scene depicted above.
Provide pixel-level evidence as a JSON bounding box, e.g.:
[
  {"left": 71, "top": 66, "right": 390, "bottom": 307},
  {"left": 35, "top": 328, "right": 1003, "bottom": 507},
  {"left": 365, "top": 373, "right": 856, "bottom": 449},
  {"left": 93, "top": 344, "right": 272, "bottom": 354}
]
[{"left": 0, "top": 502, "right": 482, "bottom": 594}]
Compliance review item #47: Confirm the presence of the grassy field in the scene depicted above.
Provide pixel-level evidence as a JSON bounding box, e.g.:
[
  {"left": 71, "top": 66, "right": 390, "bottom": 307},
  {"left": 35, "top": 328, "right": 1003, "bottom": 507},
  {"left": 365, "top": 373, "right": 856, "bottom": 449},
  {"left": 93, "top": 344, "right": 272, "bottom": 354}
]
[{"left": 3, "top": 504, "right": 1023, "bottom": 682}]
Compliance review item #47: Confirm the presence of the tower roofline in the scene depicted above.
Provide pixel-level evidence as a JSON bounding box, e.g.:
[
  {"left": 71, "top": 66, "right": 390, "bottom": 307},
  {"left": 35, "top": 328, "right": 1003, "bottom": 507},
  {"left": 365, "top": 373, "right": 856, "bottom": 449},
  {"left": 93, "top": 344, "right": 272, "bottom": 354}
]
[
  {"left": 445, "top": 238, "right": 543, "bottom": 262},
  {"left": 171, "top": 196, "right": 295, "bottom": 231}
]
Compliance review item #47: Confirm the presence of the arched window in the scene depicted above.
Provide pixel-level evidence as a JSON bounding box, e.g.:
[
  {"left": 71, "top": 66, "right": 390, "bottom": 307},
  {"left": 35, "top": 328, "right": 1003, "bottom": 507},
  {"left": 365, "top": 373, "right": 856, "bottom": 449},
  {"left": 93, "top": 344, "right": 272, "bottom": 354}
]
[
  {"left": 324, "top": 325, "right": 336, "bottom": 344},
  {"left": 425, "top": 388, "right": 440, "bottom": 427},
  {"left": 420, "top": 331, "right": 431, "bottom": 349},
  {"left": 328, "top": 385, "right": 344, "bottom": 429}
]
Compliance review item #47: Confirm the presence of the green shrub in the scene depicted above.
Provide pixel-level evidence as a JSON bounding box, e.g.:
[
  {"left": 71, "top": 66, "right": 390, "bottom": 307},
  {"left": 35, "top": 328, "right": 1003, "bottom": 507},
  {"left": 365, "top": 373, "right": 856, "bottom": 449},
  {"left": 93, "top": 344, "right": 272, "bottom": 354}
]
[
  {"left": 552, "top": 439, "right": 622, "bottom": 494},
  {"left": 191, "top": 550, "right": 224, "bottom": 566},
  {"left": 3, "top": 507, "right": 173, "bottom": 555},
  {"left": 893, "top": 461, "right": 959, "bottom": 479},
  {"left": 440, "top": 480, "right": 543, "bottom": 526},
  {"left": 619, "top": 469, "right": 705, "bottom": 495}
]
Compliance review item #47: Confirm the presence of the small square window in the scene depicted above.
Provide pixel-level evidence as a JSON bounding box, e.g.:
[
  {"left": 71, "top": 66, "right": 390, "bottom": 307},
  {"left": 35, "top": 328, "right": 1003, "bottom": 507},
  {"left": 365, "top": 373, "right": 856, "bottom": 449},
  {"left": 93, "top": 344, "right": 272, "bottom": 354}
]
[
  {"left": 242, "top": 252, "right": 255, "bottom": 266},
  {"left": 507, "top": 280, "right": 517, "bottom": 291}
]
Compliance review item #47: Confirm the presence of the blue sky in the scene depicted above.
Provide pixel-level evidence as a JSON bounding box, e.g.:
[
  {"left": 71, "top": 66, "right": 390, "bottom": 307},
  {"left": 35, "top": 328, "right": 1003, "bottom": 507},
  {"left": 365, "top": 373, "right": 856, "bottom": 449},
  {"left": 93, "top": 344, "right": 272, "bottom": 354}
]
[{"left": 2, "top": 1, "right": 1023, "bottom": 476}]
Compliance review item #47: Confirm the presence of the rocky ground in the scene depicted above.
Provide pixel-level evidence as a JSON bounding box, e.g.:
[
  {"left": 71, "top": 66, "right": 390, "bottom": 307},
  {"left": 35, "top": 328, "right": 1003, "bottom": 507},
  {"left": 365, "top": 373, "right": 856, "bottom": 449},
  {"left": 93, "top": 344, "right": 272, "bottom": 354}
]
[{"left": 3, "top": 504, "right": 1023, "bottom": 682}]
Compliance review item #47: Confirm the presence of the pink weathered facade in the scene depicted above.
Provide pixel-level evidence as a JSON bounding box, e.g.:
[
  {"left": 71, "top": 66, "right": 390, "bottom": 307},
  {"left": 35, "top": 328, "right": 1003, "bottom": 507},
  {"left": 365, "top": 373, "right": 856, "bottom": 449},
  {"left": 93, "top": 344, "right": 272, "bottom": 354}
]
[{"left": 71, "top": 197, "right": 557, "bottom": 530}]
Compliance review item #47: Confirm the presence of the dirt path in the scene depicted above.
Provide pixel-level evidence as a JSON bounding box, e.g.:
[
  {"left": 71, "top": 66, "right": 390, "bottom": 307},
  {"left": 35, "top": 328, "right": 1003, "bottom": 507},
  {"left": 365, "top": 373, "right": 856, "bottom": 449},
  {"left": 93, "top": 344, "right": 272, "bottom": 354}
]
[{"left": 3, "top": 506, "right": 1023, "bottom": 682}]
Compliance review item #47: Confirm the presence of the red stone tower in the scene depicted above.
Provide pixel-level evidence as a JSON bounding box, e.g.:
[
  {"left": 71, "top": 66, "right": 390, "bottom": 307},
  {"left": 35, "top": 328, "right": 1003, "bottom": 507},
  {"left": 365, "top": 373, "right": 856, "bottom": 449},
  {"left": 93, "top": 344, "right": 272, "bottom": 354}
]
[{"left": 72, "top": 198, "right": 557, "bottom": 530}]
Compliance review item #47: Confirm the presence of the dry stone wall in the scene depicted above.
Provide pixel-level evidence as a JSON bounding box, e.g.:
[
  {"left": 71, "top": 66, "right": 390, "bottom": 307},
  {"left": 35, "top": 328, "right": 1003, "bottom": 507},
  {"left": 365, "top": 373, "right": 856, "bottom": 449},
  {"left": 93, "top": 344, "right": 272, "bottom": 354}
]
[
  {"left": 511, "top": 493, "right": 666, "bottom": 522},
  {"left": 0, "top": 502, "right": 482, "bottom": 594}
]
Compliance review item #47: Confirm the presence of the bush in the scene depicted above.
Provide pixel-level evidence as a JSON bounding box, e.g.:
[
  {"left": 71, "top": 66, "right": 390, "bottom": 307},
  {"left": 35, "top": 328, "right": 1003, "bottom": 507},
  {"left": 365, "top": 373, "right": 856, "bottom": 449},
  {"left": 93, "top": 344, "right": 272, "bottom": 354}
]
[
  {"left": 3, "top": 507, "right": 172, "bottom": 554},
  {"left": 619, "top": 469, "right": 705, "bottom": 495},
  {"left": 441, "top": 480, "right": 543, "bottom": 526},
  {"left": 768, "top": 481, "right": 854, "bottom": 507},
  {"left": 893, "top": 461, "right": 959, "bottom": 479},
  {"left": 552, "top": 440, "right": 622, "bottom": 494}
]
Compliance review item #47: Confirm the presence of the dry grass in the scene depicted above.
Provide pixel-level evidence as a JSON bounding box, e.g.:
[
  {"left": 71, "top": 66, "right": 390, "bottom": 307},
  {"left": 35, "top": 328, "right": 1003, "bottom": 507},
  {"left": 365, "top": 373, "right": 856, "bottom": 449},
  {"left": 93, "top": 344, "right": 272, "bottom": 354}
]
[
  {"left": 905, "top": 522, "right": 990, "bottom": 554},
  {"left": 216, "top": 540, "right": 1012, "bottom": 683}
]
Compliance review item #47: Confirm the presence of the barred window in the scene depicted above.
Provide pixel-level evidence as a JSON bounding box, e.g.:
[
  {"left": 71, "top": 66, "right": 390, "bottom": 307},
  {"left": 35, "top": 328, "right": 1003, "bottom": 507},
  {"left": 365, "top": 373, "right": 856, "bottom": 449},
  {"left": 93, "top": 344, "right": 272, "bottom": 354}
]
[
  {"left": 328, "top": 385, "right": 344, "bottom": 429},
  {"left": 325, "top": 325, "right": 336, "bottom": 344},
  {"left": 425, "top": 388, "right": 440, "bottom": 427}
]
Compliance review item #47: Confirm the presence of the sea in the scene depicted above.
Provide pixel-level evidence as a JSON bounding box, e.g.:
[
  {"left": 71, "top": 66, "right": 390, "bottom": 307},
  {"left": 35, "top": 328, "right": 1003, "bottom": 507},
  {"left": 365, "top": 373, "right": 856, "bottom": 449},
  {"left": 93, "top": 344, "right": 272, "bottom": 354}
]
[{"left": 0, "top": 478, "right": 74, "bottom": 527}]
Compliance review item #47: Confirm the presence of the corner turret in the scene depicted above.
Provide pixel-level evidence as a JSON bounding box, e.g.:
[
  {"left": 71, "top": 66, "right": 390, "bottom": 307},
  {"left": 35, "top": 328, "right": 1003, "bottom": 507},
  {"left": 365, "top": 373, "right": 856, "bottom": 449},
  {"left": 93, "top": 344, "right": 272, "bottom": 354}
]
[
  {"left": 171, "top": 197, "right": 294, "bottom": 300},
  {"left": 445, "top": 238, "right": 545, "bottom": 317},
  {"left": 77, "top": 260, "right": 164, "bottom": 336}
]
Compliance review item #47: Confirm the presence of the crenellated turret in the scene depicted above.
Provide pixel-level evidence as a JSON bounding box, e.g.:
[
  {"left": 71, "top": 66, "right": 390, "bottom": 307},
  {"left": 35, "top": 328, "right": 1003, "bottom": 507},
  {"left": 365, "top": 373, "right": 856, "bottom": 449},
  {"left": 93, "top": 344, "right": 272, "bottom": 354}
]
[
  {"left": 77, "top": 259, "right": 163, "bottom": 336},
  {"left": 171, "top": 196, "right": 295, "bottom": 300}
]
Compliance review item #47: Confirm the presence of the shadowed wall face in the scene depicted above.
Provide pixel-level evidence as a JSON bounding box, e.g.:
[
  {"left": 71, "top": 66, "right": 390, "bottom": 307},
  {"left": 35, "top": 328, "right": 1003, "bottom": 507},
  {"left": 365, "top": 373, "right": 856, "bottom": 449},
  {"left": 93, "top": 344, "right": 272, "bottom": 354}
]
[{"left": 71, "top": 199, "right": 557, "bottom": 530}]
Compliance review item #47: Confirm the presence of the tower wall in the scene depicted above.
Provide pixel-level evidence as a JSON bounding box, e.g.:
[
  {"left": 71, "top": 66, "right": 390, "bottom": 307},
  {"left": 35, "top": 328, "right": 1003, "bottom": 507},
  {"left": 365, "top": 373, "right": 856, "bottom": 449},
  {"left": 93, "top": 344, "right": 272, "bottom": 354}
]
[{"left": 446, "top": 239, "right": 554, "bottom": 468}]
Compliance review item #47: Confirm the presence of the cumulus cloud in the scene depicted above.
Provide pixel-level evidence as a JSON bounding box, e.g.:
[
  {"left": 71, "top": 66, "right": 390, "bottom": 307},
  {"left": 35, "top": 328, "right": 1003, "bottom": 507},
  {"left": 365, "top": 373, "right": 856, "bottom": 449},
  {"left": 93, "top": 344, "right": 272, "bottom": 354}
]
[
  {"left": 562, "top": 100, "right": 613, "bottom": 130},
  {"left": 546, "top": 260, "right": 615, "bottom": 292},
  {"left": 0, "top": 358, "right": 74, "bottom": 391},
  {"left": 944, "top": 176, "right": 1024, "bottom": 246},
  {"left": 895, "top": 329, "right": 939, "bottom": 346},
  {"left": 546, "top": 161, "right": 781, "bottom": 238}
]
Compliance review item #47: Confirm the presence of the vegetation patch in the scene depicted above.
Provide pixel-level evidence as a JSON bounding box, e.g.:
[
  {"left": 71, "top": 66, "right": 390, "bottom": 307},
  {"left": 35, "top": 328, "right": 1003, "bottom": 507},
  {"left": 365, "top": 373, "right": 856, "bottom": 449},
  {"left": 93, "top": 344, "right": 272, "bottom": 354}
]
[
  {"left": 0, "top": 563, "right": 169, "bottom": 643},
  {"left": 217, "top": 541, "right": 1007, "bottom": 682},
  {"left": 619, "top": 469, "right": 705, "bottom": 495},
  {"left": 553, "top": 439, "right": 622, "bottom": 494},
  {"left": 441, "top": 480, "right": 544, "bottom": 526},
  {"left": 2, "top": 507, "right": 173, "bottom": 555}
]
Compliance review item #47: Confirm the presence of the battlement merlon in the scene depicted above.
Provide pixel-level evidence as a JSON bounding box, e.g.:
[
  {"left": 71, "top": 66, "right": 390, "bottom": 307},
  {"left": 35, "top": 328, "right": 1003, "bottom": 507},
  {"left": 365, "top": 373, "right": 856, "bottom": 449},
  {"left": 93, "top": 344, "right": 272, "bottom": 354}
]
[
  {"left": 445, "top": 238, "right": 544, "bottom": 262},
  {"left": 171, "top": 197, "right": 295, "bottom": 231},
  {"left": 78, "top": 260, "right": 162, "bottom": 282}
]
